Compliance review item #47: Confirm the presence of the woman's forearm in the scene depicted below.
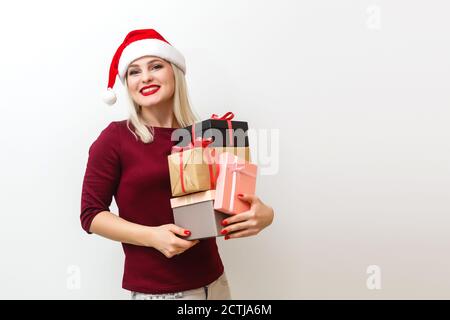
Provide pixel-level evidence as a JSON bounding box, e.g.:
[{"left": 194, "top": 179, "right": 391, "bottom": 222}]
[{"left": 89, "top": 211, "right": 153, "bottom": 247}]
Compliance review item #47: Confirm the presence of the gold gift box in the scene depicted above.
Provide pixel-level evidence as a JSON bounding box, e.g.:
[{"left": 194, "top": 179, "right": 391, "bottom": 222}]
[{"left": 168, "top": 147, "right": 251, "bottom": 197}]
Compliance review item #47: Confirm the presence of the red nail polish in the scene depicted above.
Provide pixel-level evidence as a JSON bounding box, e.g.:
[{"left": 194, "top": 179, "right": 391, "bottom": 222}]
[
  {"left": 237, "top": 193, "right": 243, "bottom": 197},
  {"left": 221, "top": 229, "right": 228, "bottom": 235},
  {"left": 184, "top": 230, "right": 191, "bottom": 235},
  {"left": 225, "top": 235, "right": 230, "bottom": 240},
  {"left": 221, "top": 220, "right": 228, "bottom": 226}
]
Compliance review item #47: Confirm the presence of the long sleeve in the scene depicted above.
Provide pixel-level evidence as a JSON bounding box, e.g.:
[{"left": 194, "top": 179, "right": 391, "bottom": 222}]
[
  {"left": 80, "top": 122, "right": 121, "bottom": 234},
  {"left": 78, "top": 120, "right": 224, "bottom": 293}
]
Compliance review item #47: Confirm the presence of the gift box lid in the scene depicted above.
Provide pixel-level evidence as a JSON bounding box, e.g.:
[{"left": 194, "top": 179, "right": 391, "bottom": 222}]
[
  {"left": 170, "top": 190, "right": 216, "bottom": 208},
  {"left": 171, "top": 114, "right": 249, "bottom": 148},
  {"left": 187, "top": 119, "right": 248, "bottom": 133}
]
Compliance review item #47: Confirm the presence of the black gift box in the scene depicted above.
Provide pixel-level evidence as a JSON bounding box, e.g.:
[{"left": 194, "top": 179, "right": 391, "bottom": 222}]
[{"left": 172, "top": 118, "right": 249, "bottom": 148}]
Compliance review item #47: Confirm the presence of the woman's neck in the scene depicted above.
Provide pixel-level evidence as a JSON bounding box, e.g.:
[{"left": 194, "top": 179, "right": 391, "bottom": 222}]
[{"left": 140, "top": 103, "right": 180, "bottom": 128}]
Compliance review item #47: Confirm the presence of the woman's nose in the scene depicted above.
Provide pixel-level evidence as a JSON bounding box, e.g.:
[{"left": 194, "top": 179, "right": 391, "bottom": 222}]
[{"left": 141, "top": 70, "right": 153, "bottom": 83}]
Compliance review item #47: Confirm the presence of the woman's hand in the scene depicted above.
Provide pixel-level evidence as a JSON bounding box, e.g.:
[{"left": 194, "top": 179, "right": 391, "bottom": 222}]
[
  {"left": 220, "top": 194, "right": 274, "bottom": 240},
  {"left": 144, "top": 224, "right": 200, "bottom": 258}
]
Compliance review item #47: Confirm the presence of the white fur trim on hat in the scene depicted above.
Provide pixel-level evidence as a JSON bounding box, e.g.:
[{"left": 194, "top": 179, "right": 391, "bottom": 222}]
[{"left": 117, "top": 39, "right": 186, "bottom": 83}]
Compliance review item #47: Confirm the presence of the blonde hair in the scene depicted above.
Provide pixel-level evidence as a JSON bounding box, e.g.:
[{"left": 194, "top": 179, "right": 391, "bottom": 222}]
[{"left": 125, "top": 62, "right": 198, "bottom": 144}]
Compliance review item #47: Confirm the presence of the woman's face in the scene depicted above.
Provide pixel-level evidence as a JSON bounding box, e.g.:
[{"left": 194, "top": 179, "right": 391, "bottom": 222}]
[{"left": 126, "top": 55, "right": 175, "bottom": 108}]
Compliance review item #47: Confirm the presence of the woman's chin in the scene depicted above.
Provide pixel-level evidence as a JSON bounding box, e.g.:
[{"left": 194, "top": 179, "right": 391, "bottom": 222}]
[
  {"left": 139, "top": 96, "right": 173, "bottom": 109},
  {"left": 139, "top": 98, "right": 161, "bottom": 108}
]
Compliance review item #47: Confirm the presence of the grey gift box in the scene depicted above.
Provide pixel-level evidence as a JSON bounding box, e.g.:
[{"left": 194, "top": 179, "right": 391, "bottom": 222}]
[{"left": 171, "top": 190, "right": 229, "bottom": 240}]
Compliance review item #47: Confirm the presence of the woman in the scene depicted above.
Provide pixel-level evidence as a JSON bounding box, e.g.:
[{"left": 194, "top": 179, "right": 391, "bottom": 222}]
[{"left": 80, "top": 28, "right": 274, "bottom": 300}]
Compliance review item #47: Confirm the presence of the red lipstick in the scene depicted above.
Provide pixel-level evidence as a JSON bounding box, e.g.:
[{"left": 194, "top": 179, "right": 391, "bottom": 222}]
[{"left": 140, "top": 85, "right": 160, "bottom": 96}]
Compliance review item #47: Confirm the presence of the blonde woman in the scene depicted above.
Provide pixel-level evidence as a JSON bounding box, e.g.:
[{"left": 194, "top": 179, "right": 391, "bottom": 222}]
[{"left": 80, "top": 29, "right": 274, "bottom": 300}]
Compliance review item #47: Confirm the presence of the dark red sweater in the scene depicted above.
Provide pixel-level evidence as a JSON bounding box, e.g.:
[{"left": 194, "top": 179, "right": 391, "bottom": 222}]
[{"left": 80, "top": 120, "right": 224, "bottom": 294}]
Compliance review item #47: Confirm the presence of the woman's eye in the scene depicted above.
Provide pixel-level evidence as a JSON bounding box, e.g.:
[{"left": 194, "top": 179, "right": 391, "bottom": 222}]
[{"left": 128, "top": 64, "right": 162, "bottom": 76}]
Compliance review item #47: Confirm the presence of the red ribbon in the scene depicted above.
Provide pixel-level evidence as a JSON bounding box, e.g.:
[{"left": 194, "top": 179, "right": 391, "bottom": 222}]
[
  {"left": 191, "top": 112, "right": 235, "bottom": 147},
  {"left": 210, "top": 111, "right": 235, "bottom": 121},
  {"left": 171, "top": 138, "right": 217, "bottom": 194},
  {"left": 211, "top": 112, "right": 234, "bottom": 146}
]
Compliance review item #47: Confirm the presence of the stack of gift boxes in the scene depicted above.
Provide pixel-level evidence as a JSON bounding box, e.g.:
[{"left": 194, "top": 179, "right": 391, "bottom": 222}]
[{"left": 167, "top": 112, "right": 258, "bottom": 240}]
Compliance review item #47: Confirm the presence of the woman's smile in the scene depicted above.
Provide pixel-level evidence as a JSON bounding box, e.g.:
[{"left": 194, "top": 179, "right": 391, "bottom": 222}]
[{"left": 140, "top": 85, "right": 160, "bottom": 96}]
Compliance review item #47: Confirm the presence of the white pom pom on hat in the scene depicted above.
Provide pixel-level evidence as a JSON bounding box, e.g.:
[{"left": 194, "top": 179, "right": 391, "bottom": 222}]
[
  {"left": 103, "top": 29, "right": 186, "bottom": 105},
  {"left": 102, "top": 88, "right": 117, "bottom": 105}
]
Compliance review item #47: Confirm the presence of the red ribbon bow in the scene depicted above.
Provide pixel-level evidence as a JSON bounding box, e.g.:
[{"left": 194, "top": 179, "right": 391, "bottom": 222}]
[
  {"left": 191, "top": 111, "right": 235, "bottom": 147},
  {"left": 210, "top": 111, "right": 234, "bottom": 121},
  {"left": 171, "top": 137, "right": 213, "bottom": 154}
]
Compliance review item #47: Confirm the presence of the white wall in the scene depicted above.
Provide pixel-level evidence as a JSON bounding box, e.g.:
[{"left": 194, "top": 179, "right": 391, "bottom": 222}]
[{"left": 0, "top": 0, "right": 449, "bottom": 299}]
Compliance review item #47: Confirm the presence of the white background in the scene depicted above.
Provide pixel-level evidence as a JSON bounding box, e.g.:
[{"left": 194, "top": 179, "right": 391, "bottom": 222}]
[{"left": 0, "top": 0, "right": 449, "bottom": 299}]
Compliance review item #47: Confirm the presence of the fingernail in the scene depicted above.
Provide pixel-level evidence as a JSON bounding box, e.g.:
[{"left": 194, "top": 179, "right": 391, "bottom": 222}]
[
  {"left": 184, "top": 230, "right": 191, "bottom": 235},
  {"left": 225, "top": 235, "right": 230, "bottom": 240},
  {"left": 237, "top": 193, "right": 244, "bottom": 197},
  {"left": 221, "top": 220, "right": 228, "bottom": 226},
  {"left": 221, "top": 229, "right": 228, "bottom": 235}
]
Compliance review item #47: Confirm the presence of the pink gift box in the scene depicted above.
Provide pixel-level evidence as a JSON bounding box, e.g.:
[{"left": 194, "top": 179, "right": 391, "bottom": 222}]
[{"left": 214, "top": 152, "right": 258, "bottom": 214}]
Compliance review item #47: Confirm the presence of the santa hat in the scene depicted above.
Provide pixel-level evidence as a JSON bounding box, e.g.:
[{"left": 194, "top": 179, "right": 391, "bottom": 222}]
[{"left": 102, "top": 29, "right": 186, "bottom": 105}]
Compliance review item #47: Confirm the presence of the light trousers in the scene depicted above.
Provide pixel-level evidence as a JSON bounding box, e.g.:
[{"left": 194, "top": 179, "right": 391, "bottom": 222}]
[{"left": 131, "top": 272, "right": 232, "bottom": 300}]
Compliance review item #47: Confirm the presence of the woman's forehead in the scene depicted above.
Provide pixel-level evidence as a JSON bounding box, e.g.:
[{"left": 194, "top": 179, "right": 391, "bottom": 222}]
[{"left": 128, "top": 56, "right": 166, "bottom": 68}]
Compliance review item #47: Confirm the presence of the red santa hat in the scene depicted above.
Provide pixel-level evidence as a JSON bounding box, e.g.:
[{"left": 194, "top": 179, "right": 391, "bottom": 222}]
[{"left": 102, "top": 29, "right": 186, "bottom": 105}]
